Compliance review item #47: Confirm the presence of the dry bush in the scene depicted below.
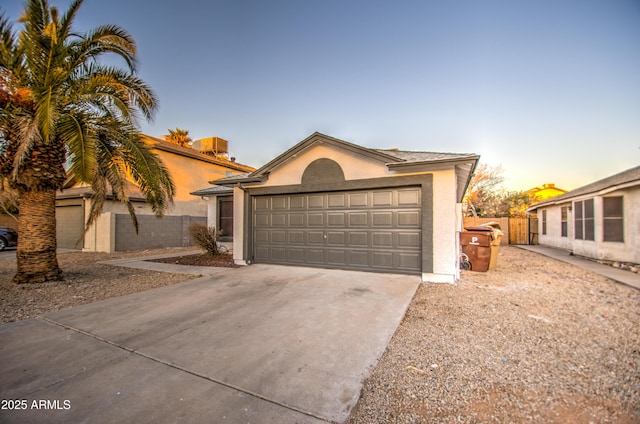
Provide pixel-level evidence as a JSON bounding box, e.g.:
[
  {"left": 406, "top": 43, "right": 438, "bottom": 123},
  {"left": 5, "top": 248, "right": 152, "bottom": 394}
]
[{"left": 188, "top": 223, "right": 224, "bottom": 255}]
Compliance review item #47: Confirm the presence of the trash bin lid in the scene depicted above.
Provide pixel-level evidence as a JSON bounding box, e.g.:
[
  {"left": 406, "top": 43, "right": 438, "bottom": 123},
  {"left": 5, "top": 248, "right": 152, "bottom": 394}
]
[{"left": 463, "top": 226, "right": 495, "bottom": 232}]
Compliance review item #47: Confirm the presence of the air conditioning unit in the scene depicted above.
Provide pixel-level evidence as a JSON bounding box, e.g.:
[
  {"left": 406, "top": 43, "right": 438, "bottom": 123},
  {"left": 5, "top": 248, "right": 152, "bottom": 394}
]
[{"left": 193, "top": 137, "right": 229, "bottom": 157}]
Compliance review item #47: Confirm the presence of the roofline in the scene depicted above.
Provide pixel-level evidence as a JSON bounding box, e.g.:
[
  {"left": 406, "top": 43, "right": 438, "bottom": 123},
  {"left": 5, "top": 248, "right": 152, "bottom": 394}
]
[
  {"left": 210, "top": 174, "right": 269, "bottom": 186},
  {"left": 386, "top": 154, "right": 480, "bottom": 170},
  {"left": 248, "top": 132, "right": 403, "bottom": 178},
  {"left": 190, "top": 188, "right": 234, "bottom": 196},
  {"left": 460, "top": 156, "right": 480, "bottom": 203},
  {"left": 56, "top": 190, "right": 146, "bottom": 202},
  {"left": 142, "top": 134, "right": 256, "bottom": 173},
  {"left": 527, "top": 179, "right": 640, "bottom": 212}
]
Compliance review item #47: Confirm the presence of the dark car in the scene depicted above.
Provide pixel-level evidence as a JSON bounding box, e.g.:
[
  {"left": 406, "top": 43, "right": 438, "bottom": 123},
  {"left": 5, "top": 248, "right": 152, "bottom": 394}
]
[{"left": 0, "top": 226, "right": 18, "bottom": 251}]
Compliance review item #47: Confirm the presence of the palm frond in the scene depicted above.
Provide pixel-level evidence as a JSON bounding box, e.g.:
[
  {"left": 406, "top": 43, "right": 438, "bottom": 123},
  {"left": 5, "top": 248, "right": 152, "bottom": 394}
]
[
  {"left": 58, "top": 110, "right": 95, "bottom": 183},
  {"left": 58, "top": 0, "right": 83, "bottom": 42},
  {"left": 72, "top": 24, "right": 138, "bottom": 73},
  {"left": 109, "top": 128, "right": 175, "bottom": 217},
  {"left": 10, "top": 113, "right": 39, "bottom": 179}
]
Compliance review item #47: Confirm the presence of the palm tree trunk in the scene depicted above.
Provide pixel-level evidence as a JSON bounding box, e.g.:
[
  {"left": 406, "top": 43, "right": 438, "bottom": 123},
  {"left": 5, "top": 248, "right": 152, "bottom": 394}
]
[{"left": 13, "top": 189, "right": 63, "bottom": 284}]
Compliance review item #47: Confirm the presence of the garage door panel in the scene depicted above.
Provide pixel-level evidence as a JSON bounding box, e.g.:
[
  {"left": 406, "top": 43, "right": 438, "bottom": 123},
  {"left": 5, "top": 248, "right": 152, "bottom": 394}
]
[
  {"left": 308, "top": 213, "right": 324, "bottom": 226},
  {"left": 271, "top": 230, "right": 286, "bottom": 243},
  {"left": 372, "top": 251, "right": 394, "bottom": 269},
  {"left": 289, "top": 248, "right": 305, "bottom": 262},
  {"left": 327, "top": 249, "right": 347, "bottom": 265},
  {"left": 348, "top": 250, "right": 369, "bottom": 267},
  {"left": 372, "top": 191, "right": 393, "bottom": 206},
  {"left": 398, "top": 232, "right": 421, "bottom": 248},
  {"left": 349, "top": 232, "right": 369, "bottom": 246},
  {"left": 308, "top": 249, "right": 325, "bottom": 263},
  {"left": 348, "top": 193, "right": 368, "bottom": 207},
  {"left": 272, "top": 248, "right": 288, "bottom": 261},
  {"left": 290, "top": 195, "right": 306, "bottom": 209},
  {"left": 255, "top": 230, "right": 270, "bottom": 243},
  {"left": 398, "top": 189, "right": 420, "bottom": 206},
  {"left": 254, "top": 246, "right": 270, "bottom": 260},
  {"left": 308, "top": 231, "right": 325, "bottom": 245},
  {"left": 272, "top": 213, "right": 288, "bottom": 226},
  {"left": 255, "top": 197, "right": 271, "bottom": 210},
  {"left": 398, "top": 211, "right": 420, "bottom": 226},
  {"left": 272, "top": 196, "right": 288, "bottom": 209},
  {"left": 253, "top": 187, "right": 422, "bottom": 275},
  {"left": 255, "top": 214, "right": 270, "bottom": 226},
  {"left": 327, "top": 212, "right": 345, "bottom": 227},
  {"left": 398, "top": 252, "right": 421, "bottom": 270},
  {"left": 372, "top": 211, "right": 393, "bottom": 227},
  {"left": 290, "top": 213, "right": 305, "bottom": 226},
  {"left": 372, "top": 232, "right": 393, "bottom": 247},
  {"left": 327, "top": 231, "right": 346, "bottom": 245},
  {"left": 348, "top": 212, "right": 368, "bottom": 226},
  {"left": 289, "top": 231, "right": 305, "bottom": 244},
  {"left": 328, "top": 194, "right": 346, "bottom": 208},
  {"left": 308, "top": 195, "right": 324, "bottom": 208}
]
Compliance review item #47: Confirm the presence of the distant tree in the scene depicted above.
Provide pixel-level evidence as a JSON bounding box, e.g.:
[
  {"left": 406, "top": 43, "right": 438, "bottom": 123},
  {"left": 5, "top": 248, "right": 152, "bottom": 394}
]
[
  {"left": 464, "top": 164, "right": 535, "bottom": 218},
  {"left": 464, "top": 164, "right": 505, "bottom": 217},
  {"left": 165, "top": 128, "right": 192, "bottom": 147}
]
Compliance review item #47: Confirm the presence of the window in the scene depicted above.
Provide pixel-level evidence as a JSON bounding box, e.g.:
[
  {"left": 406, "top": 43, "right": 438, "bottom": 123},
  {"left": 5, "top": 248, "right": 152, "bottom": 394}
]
[
  {"left": 561, "top": 206, "right": 568, "bottom": 237},
  {"left": 574, "top": 199, "right": 594, "bottom": 241},
  {"left": 603, "top": 196, "right": 623, "bottom": 242},
  {"left": 217, "top": 197, "right": 233, "bottom": 241},
  {"left": 542, "top": 210, "right": 547, "bottom": 235}
]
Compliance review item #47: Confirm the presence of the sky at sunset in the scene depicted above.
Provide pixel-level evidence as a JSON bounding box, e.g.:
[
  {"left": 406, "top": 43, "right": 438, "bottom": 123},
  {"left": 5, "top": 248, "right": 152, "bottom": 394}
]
[{"left": 3, "top": 0, "right": 639, "bottom": 191}]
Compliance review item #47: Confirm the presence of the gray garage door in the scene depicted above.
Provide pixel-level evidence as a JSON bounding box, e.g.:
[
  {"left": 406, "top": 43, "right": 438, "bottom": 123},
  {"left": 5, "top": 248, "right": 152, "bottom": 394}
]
[
  {"left": 56, "top": 205, "right": 84, "bottom": 249},
  {"left": 253, "top": 187, "right": 422, "bottom": 274}
]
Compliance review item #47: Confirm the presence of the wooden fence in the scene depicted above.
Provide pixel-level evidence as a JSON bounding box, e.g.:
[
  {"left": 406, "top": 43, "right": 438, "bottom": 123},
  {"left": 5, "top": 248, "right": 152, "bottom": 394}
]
[{"left": 462, "top": 217, "right": 533, "bottom": 245}]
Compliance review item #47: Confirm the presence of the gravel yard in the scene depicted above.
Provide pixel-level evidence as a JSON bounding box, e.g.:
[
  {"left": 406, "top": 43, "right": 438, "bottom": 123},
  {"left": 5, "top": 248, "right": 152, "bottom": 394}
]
[
  {"left": 0, "top": 247, "right": 197, "bottom": 323},
  {"left": 348, "top": 246, "right": 640, "bottom": 423},
  {"left": 1, "top": 246, "right": 639, "bottom": 422}
]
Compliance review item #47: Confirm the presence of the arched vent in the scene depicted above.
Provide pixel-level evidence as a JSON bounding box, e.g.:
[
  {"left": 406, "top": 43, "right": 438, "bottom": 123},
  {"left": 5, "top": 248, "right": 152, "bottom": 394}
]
[{"left": 301, "top": 158, "right": 345, "bottom": 185}]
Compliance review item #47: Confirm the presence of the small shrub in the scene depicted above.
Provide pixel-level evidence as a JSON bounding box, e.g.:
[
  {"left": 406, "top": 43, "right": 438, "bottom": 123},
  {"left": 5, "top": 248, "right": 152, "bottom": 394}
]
[{"left": 189, "top": 223, "right": 224, "bottom": 256}]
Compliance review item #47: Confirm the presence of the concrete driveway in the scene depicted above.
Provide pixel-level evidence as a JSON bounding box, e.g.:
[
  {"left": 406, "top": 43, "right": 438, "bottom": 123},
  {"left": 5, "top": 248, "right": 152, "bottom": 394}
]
[{"left": 0, "top": 264, "right": 419, "bottom": 423}]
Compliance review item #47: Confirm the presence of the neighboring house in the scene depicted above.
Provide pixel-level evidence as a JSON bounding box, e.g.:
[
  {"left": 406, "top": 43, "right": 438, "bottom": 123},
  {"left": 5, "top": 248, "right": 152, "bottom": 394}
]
[
  {"left": 55, "top": 134, "right": 255, "bottom": 252},
  {"left": 524, "top": 183, "right": 568, "bottom": 202},
  {"left": 195, "top": 132, "right": 479, "bottom": 283},
  {"left": 527, "top": 166, "right": 640, "bottom": 263}
]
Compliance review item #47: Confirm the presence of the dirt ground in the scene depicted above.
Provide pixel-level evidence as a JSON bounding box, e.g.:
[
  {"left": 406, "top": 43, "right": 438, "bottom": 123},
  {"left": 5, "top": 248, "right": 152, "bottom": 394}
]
[
  {"left": 1, "top": 246, "right": 639, "bottom": 422},
  {"left": 348, "top": 246, "right": 640, "bottom": 423},
  {"left": 0, "top": 247, "right": 199, "bottom": 323}
]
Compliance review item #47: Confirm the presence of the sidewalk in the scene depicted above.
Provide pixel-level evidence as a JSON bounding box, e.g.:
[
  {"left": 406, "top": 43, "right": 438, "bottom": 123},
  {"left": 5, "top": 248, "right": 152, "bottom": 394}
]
[{"left": 516, "top": 245, "right": 640, "bottom": 290}]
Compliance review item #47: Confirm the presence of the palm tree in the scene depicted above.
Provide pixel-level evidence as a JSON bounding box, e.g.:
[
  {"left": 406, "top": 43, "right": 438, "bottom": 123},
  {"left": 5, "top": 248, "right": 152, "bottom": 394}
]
[
  {"left": 0, "top": 0, "right": 175, "bottom": 283},
  {"left": 165, "top": 127, "right": 192, "bottom": 147}
]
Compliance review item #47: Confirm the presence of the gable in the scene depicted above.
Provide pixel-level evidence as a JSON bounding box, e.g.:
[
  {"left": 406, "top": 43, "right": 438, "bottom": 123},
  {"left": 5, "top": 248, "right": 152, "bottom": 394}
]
[
  {"left": 209, "top": 132, "right": 478, "bottom": 203},
  {"left": 263, "top": 142, "right": 395, "bottom": 186}
]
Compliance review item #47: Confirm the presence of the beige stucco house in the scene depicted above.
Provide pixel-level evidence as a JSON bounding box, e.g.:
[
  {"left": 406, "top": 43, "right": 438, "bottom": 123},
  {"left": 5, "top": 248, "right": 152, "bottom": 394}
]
[
  {"left": 527, "top": 165, "right": 640, "bottom": 263},
  {"left": 195, "top": 132, "right": 479, "bottom": 283},
  {"left": 56, "top": 134, "right": 254, "bottom": 252}
]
